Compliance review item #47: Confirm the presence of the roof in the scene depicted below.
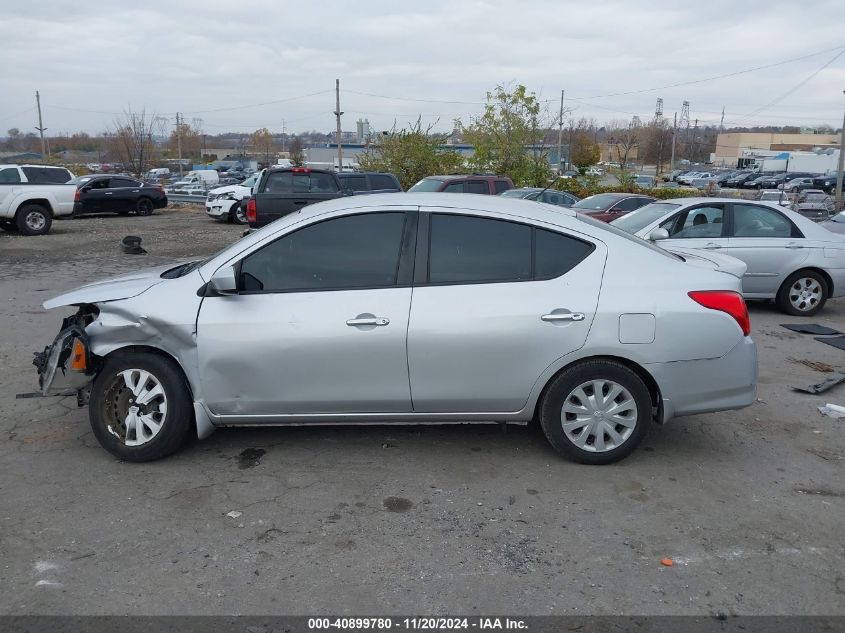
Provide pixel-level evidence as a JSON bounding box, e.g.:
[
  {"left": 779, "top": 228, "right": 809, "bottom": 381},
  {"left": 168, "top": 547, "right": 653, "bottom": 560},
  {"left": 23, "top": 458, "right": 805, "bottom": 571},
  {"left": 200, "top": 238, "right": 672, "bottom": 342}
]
[{"left": 420, "top": 174, "right": 509, "bottom": 181}]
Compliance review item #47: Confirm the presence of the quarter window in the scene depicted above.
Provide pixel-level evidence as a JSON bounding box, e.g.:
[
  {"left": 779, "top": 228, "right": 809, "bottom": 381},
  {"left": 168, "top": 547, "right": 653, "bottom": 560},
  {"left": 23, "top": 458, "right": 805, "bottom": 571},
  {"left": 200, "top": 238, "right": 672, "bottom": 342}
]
[
  {"left": 494, "top": 180, "right": 510, "bottom": 194},
  {"left": 465, "top": 180, "right": 488, "bottom": 194},
  {"left": 732, "top": 204, "right": 794, "bottom": 238},
  {"left": 239, "top": 213, "right": 406, "bottom": 292},
  {"left": 263, "top": 171, "right": 339, "bottom": 193},
  {"left": 21, "top": 166, "right": 72, "bottom": 184},
  {"left": 660, "top": 205, "right": 725, "bottom": 238},
  {"left": 339, "top": 175, "right": 367, "bottom": 191}
]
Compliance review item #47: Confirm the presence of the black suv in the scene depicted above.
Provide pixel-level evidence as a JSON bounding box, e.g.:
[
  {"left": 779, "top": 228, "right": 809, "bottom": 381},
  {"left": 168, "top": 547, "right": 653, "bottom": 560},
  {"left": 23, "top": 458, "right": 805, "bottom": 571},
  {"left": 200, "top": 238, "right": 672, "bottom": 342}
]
[
  {"left": 813, "top": 174, "right": 839, "bottom": 193},
  {"left": 336, "top": 172, "right": 402, "bottom": 194}
]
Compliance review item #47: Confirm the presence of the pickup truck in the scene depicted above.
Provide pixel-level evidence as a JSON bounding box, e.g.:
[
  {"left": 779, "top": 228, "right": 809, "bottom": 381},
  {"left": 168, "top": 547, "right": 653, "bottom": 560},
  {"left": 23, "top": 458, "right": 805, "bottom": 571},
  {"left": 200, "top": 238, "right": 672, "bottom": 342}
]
[
  {"left": 0, "top": 164, "right": 77, "bottom": 235},
  {"left": 245, "top": 167, "right": 351, "bottom": 229}
]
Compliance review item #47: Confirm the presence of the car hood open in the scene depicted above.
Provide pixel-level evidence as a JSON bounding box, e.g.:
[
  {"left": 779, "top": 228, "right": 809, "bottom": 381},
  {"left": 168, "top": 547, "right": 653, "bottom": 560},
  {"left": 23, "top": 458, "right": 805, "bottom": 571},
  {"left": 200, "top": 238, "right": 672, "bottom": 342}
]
[
  {"left": 43, "top": 264, "right": 175, "bottom": 309},
  {"left": 663, "top": 246, "right": 747, "bottom": 279}
]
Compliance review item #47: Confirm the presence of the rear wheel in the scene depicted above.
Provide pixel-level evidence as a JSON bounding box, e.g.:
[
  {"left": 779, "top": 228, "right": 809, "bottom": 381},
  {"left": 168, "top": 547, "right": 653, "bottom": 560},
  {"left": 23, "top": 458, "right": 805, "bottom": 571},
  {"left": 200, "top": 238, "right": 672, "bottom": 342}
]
[
  {"left": 776, "top": 270, "right": 828, "bottom": 316},
  {"left": 89, "top": 352, "right": 193, "bottom": 461},
  {"left": 539, "top": 360, "right": 651, "bottom": 464},
  {"left": 16, "top": 204, "right": 52, "bottom": 235},
  {"left": 135, "top": 198, "right": 154, "bottom": 216}
]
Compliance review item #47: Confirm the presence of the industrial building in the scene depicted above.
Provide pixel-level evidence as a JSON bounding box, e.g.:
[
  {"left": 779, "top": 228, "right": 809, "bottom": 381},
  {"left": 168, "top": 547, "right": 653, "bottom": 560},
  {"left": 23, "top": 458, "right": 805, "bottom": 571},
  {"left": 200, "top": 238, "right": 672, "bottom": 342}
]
[{"left": 712, "top": 132, "right": 840, "bottom": 167}]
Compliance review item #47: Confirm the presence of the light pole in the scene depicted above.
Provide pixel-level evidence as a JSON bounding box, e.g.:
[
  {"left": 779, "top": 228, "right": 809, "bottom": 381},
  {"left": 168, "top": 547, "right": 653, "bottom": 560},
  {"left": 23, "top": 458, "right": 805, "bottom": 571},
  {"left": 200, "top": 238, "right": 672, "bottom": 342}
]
[{"left": 835, "top": 90, "right": 845, "bottom": 213}]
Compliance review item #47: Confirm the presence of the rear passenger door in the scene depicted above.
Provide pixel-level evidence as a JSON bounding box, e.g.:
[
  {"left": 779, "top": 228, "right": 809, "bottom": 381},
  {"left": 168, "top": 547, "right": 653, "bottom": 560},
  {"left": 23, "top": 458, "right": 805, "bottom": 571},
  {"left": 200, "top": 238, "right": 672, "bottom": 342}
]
[
  {"left": 406, "top": 209, "right": 605, "bottom": 413},
  {"left": 726, "top": 203, "right": 810, "bottom": 295}
]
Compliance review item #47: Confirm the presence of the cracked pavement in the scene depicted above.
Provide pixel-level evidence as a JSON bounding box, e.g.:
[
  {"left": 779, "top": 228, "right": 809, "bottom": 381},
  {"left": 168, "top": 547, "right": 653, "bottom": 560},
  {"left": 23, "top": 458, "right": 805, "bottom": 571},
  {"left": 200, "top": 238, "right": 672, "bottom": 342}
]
[{"left": 0, "top": 207, "right": 843, "bottom": 615}]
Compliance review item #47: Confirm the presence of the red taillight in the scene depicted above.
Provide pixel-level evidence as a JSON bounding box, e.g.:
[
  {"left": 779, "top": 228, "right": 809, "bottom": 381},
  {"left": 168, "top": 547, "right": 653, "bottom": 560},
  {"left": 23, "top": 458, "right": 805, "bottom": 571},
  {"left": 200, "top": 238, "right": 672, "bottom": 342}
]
[
  {"left": 74, "top": 189, "right": 81, "bottom": 202},
  {"left": 291, "top": 167, "right": 311, "bottom": 173},
  {"left": 688, "top": 291, "right": 751, "bottom": 336},
  {"left": 246, "top": 197, "right": 256, "bottom": 223},
  {"left": 155, "top": 186, "right": 165, "bottom": 194}
]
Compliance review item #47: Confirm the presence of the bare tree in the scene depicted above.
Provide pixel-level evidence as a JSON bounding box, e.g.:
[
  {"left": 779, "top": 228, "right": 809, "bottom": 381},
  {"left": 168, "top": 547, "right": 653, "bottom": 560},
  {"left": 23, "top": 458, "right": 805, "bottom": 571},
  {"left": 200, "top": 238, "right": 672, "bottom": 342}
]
[
  {"left": 110, "top": 108, "right": 165, "bottom": 177},
  {"left": 607, "top": 120, "right": 641, "bottom": 170}
]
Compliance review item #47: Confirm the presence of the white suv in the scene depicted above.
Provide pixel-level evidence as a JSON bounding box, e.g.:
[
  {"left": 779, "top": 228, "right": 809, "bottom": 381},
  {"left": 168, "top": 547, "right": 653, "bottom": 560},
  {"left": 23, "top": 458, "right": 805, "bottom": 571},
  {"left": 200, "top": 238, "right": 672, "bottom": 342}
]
[{"left": 0, "top": 164, "right": 76, "bottom": 235}]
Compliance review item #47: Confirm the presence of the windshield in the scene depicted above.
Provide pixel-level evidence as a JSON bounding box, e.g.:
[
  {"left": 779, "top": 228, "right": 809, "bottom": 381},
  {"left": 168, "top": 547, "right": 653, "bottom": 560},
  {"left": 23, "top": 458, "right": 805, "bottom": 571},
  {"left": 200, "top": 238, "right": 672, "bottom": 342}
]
[
  {"left": 499, "top": 189, "right": 533, "bottom": 198},
  {"left": 242, "top": 175, "right": 257, "bottom": 188},
  {"left": 160, "top": 259, "right": 207, "bottom": 279},
  {"left": 69, "top": 176, "right": 94, "bottom": 185},
  {"left": 610, "top": 202, "right": 681, "bottom": 234},
  {"left": 408, "top": 178, "right": 445, "bottom": 192},
  {"left": 572, "top": 194, "right": 623, "bottom": 210},
  {"left": 805, "top": 194, "right": 826, "bottom": 202},
  {"left": 831, "top": 212, "right": 845, "bottom": 223}
]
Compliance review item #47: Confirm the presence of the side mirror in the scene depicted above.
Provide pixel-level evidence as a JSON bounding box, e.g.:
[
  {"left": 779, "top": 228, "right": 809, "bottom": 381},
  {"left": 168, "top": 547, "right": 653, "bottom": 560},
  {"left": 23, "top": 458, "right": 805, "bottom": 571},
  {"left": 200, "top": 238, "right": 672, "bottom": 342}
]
[
  {"left": 649, "top": 228, "right": 670, "bottom": 242},
  {"left": 342, "top": 188, "right": 354, "bottom": 196},
  {"left": 208, "top": 265, "right": 237, "bottom": 296}
]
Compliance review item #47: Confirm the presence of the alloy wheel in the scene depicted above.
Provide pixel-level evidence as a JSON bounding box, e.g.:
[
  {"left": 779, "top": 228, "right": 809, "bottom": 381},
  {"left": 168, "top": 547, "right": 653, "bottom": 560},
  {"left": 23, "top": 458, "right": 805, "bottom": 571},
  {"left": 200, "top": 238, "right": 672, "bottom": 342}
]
[{"left": 560, "top": 379, "right": 637, "bottom": 452}]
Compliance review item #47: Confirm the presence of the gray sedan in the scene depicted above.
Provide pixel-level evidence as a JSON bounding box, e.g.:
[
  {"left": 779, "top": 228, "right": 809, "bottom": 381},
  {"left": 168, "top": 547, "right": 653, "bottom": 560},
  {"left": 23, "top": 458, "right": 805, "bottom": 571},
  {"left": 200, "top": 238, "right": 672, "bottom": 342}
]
[
  {"left": 34, "top": 193, "right": 757, "bottom": 464},
  {"left": 612, "top": 197, "right": 845, "bottom": 315}
]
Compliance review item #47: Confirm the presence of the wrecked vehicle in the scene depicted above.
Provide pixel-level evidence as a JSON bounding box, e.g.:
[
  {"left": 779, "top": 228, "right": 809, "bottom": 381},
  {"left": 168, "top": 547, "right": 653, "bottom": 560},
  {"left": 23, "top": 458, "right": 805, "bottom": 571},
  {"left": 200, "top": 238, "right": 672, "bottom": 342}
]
[{"left": 35, "top": 193, "right": 757, "bottom": 464}]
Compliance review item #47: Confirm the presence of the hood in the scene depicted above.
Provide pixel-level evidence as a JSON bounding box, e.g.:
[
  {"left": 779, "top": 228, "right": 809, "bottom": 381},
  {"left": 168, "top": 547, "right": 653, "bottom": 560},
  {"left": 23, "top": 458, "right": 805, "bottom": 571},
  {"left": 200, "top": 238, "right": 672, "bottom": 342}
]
[
  {"left": 43, "top": 264, "right": 175, "bottom": 309},
  {"left": 208, "top": 183, "right": 248, "bottom": 196},
  {"left": 663, "top": 245, "right": 747, "bottom": 279}
]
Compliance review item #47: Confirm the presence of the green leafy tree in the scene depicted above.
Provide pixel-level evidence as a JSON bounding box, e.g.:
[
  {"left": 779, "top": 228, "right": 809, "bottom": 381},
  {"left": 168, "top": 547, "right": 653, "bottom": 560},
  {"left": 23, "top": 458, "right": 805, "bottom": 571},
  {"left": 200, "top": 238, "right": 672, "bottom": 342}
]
[
  {"left": 570, "top": 132, "right": 601, "bottom": 171},
  {"left": 358, "top": 118, "right": 463, "bottom": 190},
  {"left": 460, "top": 84, "right": 551, "bottom": 186}
]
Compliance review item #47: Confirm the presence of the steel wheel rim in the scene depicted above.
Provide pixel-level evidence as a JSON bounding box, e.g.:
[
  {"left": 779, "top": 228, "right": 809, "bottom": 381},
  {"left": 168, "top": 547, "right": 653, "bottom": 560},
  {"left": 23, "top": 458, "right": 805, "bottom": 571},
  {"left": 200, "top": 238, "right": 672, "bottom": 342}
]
[
  {"left": 788, "top": 277, "right": 822, "bottom": 312},
  {"left": 25, "top": 211, "right": 46, "bottom": 231},
  {"left": 560, "top": 379, "right": 637, "bottom": 452},
  {"left": 100, "top": 369, "right": 168, "bottom": 446}
]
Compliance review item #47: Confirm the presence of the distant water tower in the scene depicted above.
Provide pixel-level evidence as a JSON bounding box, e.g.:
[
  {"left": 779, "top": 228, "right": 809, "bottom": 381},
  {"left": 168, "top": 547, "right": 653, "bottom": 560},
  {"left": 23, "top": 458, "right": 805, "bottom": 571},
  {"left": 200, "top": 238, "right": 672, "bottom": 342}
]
[{"left": 356, "top": 118, "right": 370, "bottom": 143}]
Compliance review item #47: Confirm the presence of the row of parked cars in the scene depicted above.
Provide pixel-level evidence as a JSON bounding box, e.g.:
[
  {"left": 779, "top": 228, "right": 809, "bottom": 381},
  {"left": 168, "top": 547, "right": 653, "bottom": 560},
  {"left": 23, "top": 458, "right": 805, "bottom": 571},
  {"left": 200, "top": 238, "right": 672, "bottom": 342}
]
[{"left": 667, "top": 167, "right": 841, "bottom": 194}]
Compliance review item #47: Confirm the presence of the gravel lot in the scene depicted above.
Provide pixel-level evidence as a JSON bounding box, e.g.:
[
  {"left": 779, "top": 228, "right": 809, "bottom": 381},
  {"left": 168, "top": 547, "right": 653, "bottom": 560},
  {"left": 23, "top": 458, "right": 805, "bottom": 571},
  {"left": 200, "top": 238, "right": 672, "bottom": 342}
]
[{"left": 0, "top": 206, "right": 843, "bottom": 616}]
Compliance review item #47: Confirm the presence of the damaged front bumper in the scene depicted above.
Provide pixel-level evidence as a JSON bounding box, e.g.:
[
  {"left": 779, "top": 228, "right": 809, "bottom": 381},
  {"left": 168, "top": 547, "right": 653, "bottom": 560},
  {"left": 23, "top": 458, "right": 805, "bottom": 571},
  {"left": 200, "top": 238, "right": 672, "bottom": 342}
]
[{"left": 33, "top": 309, "right": 99, "bottom": 400}]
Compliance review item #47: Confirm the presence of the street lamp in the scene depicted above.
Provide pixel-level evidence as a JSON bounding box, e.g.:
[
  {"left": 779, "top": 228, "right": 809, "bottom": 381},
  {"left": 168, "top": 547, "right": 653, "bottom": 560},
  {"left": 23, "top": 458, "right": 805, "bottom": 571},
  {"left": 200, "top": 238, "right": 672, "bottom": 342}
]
[{"left": 835, "top": 90, "right": 845, "bottom": 213}]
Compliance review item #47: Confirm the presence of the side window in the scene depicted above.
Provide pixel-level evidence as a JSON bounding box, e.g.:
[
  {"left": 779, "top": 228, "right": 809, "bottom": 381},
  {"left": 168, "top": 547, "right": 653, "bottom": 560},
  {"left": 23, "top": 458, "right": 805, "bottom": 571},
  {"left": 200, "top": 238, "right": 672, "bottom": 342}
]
[
  {"left": 442, "top": 181, "right": 465, "bottom": 193},
  {"left": 21, "top": 167, "right": 71, "bottom": 183},
  {"left": 264, "top": 171, "right": 338, "bottom": 193},
  {"left": 732, "top": 204, "right": 794, "bottom": 238},
  {"left": 89, "top": 179, "right": 110, "bottom": 190},
  {"left": 660, "top": 205, "right": 725, "bottom": 239},
  {"left": 614, "top": 197, "right": 645, "bottom": 212},
  {"left": 239, "top": 213, "right": 406, "bottom": 292},
  {"left": 428, "top": 215, "right": 531, "bottom": 284},
  {"left": 0, "top": 168, "right": 21, "bottom": 184},
  {"left": 339, "top": 175, "right": 367, "bottom": 191},
  {"left": 110, "top": 178, "right": 140, "bottom": 188},
  {"left": 465, "top": 180, "right": 488, "bottom": 194},
  {"left": 370, "top": 174, "right": 398, "bottom": 190},
  {"left": 535, "top": 229, "right": 594, "bottom": 278},
  {"left": 494, "top": 180, "right": 510, "bottom": 194}
]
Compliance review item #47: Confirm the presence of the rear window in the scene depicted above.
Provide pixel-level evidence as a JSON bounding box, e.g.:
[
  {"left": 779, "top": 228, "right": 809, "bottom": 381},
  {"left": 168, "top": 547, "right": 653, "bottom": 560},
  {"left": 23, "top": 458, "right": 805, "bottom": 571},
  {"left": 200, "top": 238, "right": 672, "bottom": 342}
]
[
  {"left": 21, "top": 166, "right": 72, "bottom": 184},
  {"left": 573, "top": 194, "right": 624, "bottom": 210},
  {"left": 494, "top": 180, "right": 511, "bottom": 193},
  {"left": 263, "top": 171, "right": 339, "bottom": 193},
  {"left": 408, "top": 178, "right": 446, "bottom": 192},
  {"left": 370, "top": 174, "right": 399, "bottom": 190},
  {"left": 0, "top": 167, "right": 22, "bottom": 184},
  {"left": 339, "top": 175, "right": 368, "bottom": 191}
]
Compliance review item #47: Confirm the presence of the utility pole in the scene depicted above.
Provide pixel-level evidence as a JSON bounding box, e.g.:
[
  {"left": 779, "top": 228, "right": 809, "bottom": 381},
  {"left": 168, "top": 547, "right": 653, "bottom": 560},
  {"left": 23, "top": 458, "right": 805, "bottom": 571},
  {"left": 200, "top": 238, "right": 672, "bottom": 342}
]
[
  {"left": 334, "top": 79, "right": 343, "bottom": 172},
  {"left": 719, "top": 106, "right": 725, "bottom": 132},
  {"left": 556, "top": 90, "right": 565, "bottom": 174},
  {"left": 175, "top": 112, "right": 183, "bottom": 176},
  {"left": 35, "top": 91, "right": 47, "bottom": 158},
  {"left": 692, "top": 118, "right": 699, "bottom": 163},
  {"left": 282, "top": 119, "right": 287, "bottom": 152},
  {"left": 670, "top": 112, "right": 677, "bottom": 172},
  {"left": 835, "top": 91, "right": 845, "bottom": 213}
]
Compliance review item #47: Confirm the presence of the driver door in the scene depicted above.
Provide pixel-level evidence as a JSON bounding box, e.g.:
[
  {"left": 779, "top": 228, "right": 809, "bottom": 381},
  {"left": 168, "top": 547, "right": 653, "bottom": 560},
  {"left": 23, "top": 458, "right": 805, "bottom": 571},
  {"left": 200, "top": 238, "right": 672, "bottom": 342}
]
[{"left": 654, "top": 203, "right": 729, "bottom": 253}]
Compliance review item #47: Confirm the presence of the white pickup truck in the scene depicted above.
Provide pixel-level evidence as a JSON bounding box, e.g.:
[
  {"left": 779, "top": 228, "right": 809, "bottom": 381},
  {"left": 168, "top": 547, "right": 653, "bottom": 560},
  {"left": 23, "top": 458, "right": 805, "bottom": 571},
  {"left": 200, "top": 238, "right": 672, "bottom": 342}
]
[{"left": 0, "top": 164, "right": 77, "bottom": 235}]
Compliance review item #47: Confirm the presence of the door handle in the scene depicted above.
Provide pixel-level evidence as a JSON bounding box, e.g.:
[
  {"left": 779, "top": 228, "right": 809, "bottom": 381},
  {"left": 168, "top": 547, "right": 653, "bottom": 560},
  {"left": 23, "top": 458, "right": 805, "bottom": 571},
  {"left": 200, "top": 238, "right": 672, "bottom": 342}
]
[
  {"left": 104, "top": 192, "right": 113, "bottom": 195},
  {"left": 787, "top": 243, "right": 804, "bottom": 249},
  {"left": 346, "top": 317, "right": 390, "bottom": 326},
  {"left": 541, "top": 312, "right": 585, "bottom": 322},
  {"left": 703, "top": 242, "right": 722, "bottom": 249}
]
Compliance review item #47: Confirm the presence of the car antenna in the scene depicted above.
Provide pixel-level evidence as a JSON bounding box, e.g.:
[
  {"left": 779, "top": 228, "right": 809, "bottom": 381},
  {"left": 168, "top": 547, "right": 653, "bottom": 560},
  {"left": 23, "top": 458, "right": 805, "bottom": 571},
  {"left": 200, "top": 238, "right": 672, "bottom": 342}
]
[{"left": 535, "top": 175, "right": 565, "bottom": 200}]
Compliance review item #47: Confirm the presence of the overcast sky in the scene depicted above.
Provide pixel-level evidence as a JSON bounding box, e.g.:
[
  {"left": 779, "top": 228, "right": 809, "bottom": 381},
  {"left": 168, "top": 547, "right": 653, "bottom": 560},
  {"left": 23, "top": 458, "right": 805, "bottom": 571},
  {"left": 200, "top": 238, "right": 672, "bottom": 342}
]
[{"left": 2, "top": 0, "right": 845, "bottom": 137}]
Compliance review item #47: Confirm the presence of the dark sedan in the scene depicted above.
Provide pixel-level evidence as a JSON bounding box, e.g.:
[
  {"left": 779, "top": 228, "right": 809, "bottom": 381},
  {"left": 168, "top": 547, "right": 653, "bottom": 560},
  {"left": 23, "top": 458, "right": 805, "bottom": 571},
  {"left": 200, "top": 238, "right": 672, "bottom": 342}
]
[
  {"left": 724, "top": 172, "right": 757, "bottom": 188},
  {"left": 71, "top": 175, "right": 167, "bottom": 216},
  {"left": 499, "top": 187, "right": 580, "bottom": 207},
  {"left": 571, "top": 193, "right": 656, "bottom": 222}
]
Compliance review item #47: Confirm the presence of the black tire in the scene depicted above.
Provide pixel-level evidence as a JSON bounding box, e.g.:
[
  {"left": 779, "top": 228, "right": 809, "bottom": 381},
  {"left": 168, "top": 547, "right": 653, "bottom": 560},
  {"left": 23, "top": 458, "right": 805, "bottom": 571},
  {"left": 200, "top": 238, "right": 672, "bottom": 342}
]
[
  {"left": 0, "top": 220, "right": 17, "bottom": 232},
  {"left": 15, "top": 204, "right": 52, "bottom": 236},
  {"left": 89, "top": 352, "right": 194, "bottom": 461},
  {"left": 539, "top": 360, "right": 651, "bottom": 465},
  {"left": 791, "top": 187, "right": 799, "bottom": 193},
  {"left": 230, "top": 200, "right": 247, "bottom": 225},
  {"left": 135, "top": 197, "right": 154, "bottom": 216},
  {"left": 776, "top": 270, "right": 828, "bottom": 316}
]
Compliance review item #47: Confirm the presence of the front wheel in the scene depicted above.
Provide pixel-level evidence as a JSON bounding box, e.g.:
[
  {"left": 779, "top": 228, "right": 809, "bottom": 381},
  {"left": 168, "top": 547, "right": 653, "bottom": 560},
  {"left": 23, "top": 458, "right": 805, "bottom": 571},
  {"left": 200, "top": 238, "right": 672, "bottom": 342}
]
[
  {"left": 776, "top": 270, "right": 828, "bottom": 316},
  {"left": 230, "top": 200, "right": 248, "bottom": 225},
  {"left": 89, "top": 353, "right": 194, "bottom": 461},
  {"left": 539, "top": 360, "right": 652, "bottom": 464},
  {"left": 135, "top": 198, "right": 154, "bottom": 216}
]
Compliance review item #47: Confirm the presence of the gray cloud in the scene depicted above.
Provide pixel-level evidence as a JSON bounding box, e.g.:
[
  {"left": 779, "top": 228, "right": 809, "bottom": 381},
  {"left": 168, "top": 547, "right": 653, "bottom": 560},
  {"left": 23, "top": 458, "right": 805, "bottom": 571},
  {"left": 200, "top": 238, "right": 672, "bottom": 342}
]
[{"left": 2, "top": 0, "right": 844, "bottom": 135}]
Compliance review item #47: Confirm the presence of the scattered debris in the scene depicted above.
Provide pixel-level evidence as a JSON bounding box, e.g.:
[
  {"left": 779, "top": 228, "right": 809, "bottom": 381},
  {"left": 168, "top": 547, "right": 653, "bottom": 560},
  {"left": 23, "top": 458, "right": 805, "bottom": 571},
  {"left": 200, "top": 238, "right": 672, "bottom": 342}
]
[
  {"left": 789, "top": 358, "right": 836, "bottom": 373},
  {"left": 818, "top": 404, "right": 845, "bottom": 419},
  {"left": 815, "top": 336, "right": 845, "bottom": 351},
  {"left": 660, "top": 557, "right": 674, "bottom": 567},
  {"left": 120, "top": 235, "right": 146, "bottom": 255},
  {"left": 793, "top": 371, "right": 845, "bottom": 394},
  {"left": 225, "top": 510, "right": 242, "bottom": 519},
  {"left": 781, "top": 323, "right": 841, "bottom": 336}
]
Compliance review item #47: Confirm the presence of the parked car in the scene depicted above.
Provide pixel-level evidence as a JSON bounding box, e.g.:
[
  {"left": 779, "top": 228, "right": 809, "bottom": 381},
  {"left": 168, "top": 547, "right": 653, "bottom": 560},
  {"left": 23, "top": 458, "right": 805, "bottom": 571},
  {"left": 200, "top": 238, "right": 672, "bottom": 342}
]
[
  {"left": 820, "top": 211, "right": 845, "bottom": 234},
  {"left": 633, "top": 175, "right": 656, "bottom": 188},
  {"left": 742, "top": 175, "right": 772, "bottom": 190},
  {"left": 585, "top": 167, "right": 605, "bottom": 176},
  {"left": 662, "top": 169, "right": 687, "bottom": 182},
  {"left": 781, "top": 177, "right": 817, "bottom": 193},
  {"left": 560, "top": 169, "right": 580, "bottom": 179},
  {"left": 246, "top": 167, "right": 350, "bottom": 229},
  {"left": 757, "top": 190, "right": 789, "bottom": 206},
  {"left": 611, "top": 198, "right": 845, "bottom": 315},
  {"left": 408, "top": 174, "right": 514, "bottom": 194},
  {"left": 71, "top": 175, "right": 167, "bottom": 216},
  {"left": 677, "top": 171, "right": 715, "bottom": 185},
  {"left": 713, "top": 171, "right": 741, "bottom": 186},
  {"left": 499, "top": 188, "right": 580, "bottom": 207},
  {"left": 812, "top": 174, "right": 839, "bottom": 193},
  {"left": 0, "top": 164, "right": 76, "bottom": 235},
  {"left": 336, "top": 171, "right": 403, "bottom": 194},
  {"left": 792, "top": 191, "right": 835, "bottom": 222},
  {"left": 724, "top": 172, "right": 758, "bottom": 188},
  {"left": 33, "top": 192, "right": 756, "bottom": 464},
  {"left": 572, "top": 193, "right": 657, "bottom": 223},
  {"left": 206, "top": 173, "right": 260, "bottom": 224},
  {"left": 689, "top": 177, "right": 719, "bottom": 191}
]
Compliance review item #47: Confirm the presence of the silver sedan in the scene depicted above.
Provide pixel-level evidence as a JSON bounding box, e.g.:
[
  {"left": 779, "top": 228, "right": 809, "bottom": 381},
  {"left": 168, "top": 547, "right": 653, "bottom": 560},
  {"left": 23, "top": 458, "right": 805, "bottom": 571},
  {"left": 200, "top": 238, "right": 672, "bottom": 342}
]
[
  {"left": 34, "top": 193, "right": 757, "bottom": 464},
  {"left": 612, "top": 197, "right": 845, "bottom": 316}
]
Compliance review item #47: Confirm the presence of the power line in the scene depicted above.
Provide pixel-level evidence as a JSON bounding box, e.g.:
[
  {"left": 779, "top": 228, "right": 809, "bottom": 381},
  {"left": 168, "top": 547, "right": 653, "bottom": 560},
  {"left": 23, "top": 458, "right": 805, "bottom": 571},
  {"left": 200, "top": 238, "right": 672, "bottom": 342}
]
[
  {"left": 0, "top": 106, "right": 36, "bottom": 124},
  {"left": 182, "top": 89, "right": 334, "bottom": 114}
]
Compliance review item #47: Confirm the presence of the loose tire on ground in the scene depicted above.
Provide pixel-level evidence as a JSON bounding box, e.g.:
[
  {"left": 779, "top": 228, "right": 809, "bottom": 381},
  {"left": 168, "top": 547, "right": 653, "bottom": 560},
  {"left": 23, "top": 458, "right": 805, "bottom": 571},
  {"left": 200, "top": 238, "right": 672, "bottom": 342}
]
[
  {"left": 539, "top": 360, "right": 652, "bottom": 465},
  {"left": 776, "top": 269, "right": 828, "bottom": 316},
  {"left": 89, "top": 352, "right": 194, "bottom": 461},
  {"left": 15, "top": 204, "right": 52, "bottom": 236}
]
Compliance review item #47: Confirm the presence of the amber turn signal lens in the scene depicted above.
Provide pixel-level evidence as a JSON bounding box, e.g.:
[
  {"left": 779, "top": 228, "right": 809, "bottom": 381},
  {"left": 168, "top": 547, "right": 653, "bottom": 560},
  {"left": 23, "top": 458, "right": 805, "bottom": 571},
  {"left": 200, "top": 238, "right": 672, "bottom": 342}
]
[{"left": 69, "top": 338, "right": 87, "bottom": 372}]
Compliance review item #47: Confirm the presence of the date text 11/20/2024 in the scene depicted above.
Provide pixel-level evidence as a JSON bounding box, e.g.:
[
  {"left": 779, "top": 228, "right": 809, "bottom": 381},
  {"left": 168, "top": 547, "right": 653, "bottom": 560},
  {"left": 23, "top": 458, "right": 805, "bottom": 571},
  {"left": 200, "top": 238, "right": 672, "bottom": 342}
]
[{"left": 308, "top": 618, "right": 528, "bottom": 630}]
